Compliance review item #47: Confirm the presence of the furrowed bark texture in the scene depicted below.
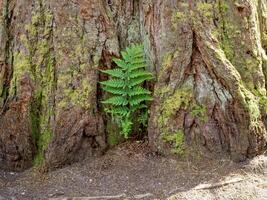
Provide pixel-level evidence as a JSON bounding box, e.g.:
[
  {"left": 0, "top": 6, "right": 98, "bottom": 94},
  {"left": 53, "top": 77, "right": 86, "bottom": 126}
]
[
  {"left": 148, "top": 0, "right": 267, "bottom": 160},
  {"left": 0, "top": 0, "right": 267, "bottom": 170}
]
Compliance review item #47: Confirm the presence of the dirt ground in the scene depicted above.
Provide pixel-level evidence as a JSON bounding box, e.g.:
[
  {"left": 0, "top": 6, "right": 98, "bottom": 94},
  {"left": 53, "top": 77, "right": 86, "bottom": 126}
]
[{"left": 0, "top": 141, "right": 267, "bottom": 200}]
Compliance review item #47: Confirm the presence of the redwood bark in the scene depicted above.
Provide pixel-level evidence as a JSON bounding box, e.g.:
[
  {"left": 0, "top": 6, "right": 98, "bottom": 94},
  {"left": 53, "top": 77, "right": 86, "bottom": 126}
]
[{"left": 0, "top": 0, "right": 267, "bottom": 171}]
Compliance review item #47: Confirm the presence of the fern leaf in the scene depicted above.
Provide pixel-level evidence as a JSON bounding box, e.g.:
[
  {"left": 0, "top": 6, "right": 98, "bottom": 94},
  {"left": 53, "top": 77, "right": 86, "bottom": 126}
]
[
  {"left": 129, "top": 58, "right": 146, "bottom": 65},
  {"left": 121, "top": 50, "right": 131, "bottom": 62},
  {"left": 102, "top": 96, "right": 128, "bottom": 106},
  {"left": 103, "top": 86, "right": 127, "bottom": 95},
  {"left": 101, "top": 69, "right": 124, "bottom": 78},
  {"left": 130, "top": 104, "right": 147, "bottom": 113},
  {"left": 129, "top": 71, "right": 153, "bottom": 79},
  {"left": 126, "top": 44, "right": 144, "bottom": 55},
  {"left": 112, "top": 107, "right": 129, "bottom": 116},
  {"left": 122, "top": 50, "right": 143, "bottom": 62},
  {"left": 101, "top": 43, "right": 153, "bottom": 138},
  {"left": 100, "top": 79, "right": 125, "bottom": 88},
  {"left": 129, "top": 75, "right": 153, "bottom": 87},
  {"left": 112, "top": 58, "right": 128, "bottom": 69},
  {"left": 128, "top": 63, "right": 147, "bottom": 71},
  {"left": 129, "top": 94, "right": 153, "bottom": 106},
  {"left": 128, "top": 86, "right": 151, "bottom": 96}
]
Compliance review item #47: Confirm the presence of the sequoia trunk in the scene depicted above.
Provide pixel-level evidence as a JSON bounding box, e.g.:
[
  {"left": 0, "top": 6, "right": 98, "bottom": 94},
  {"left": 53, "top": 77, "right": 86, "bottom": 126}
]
[{"left": 0, "top": 0, "right": 267, "bottom": 171}]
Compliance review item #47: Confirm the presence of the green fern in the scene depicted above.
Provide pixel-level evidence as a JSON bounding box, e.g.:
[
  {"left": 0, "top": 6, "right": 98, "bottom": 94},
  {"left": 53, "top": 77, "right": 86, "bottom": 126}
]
[{"left": 100, "top": 44, "right": 153, "bottom": 138}]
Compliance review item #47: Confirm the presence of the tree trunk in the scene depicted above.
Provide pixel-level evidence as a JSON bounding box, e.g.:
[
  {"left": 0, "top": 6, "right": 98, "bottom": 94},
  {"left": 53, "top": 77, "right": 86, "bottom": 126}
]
[
  {"left": 147, "top": 0, "right": 267, "bottom": 161},
  {"left": 0, "top": 0, "right": 267, "bottom": 171}
]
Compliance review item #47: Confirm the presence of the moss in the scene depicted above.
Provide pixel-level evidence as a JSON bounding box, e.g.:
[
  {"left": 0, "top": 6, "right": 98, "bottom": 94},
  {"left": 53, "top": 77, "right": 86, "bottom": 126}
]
[
  {"left": 217, "top": 14, "right": 236, "bottom": 61},
  {"left": 220, "top": 36, "right": 235, "bottom": 61},
  {"left": 174, "top": 11, "right": 185, "bottom": 20},
  {"left": 158, "top": 51, "right": 179, "bottom": 79},
  {"left": 34, "top": 129, "right": 52, "bottom": 166},
  {"left": 10, "top": 51, "right": 31, "bottom": 96},
  {"left": 171, "top": 11, "right": 186, "bottom": 29},
  {"left": 154, "top": 85, "right": 171, "bottom": 98},
  {"left": 59, "top": 80, "right": 92, "bottom": 110},
  {"left": 10, "top": 1, "right": 56, "bottom": 166},
  {"left": 214, "top": 1, "right": 262, "bottom": 90},
  {"left": 0, "top": 84, "right": 8, "bottom": 107},
  {"left": 161, "top": 130, "right": 185, "bottom": 155},
  {"left": 240, "top": 85, "right": 261, "bottom": 130},
  {"left": 196, "top": 2, "right": 213, "bottom": 19},
  {"left": 191, "top": 104, "right": 208, "bottom": 123},
  {"left": 57, "top": 70, "right": 93, "bottom": 110},
  {"left": 247, "top": 85, "right": 267, "bottom": 115},
  {"left": 158, "top": 85, "right": 193, "bottom": 126},
  {"left": 106, "top": 121, "right": 124, "bottom": 147},
  {"left": 161, "top": 53, "right": 174, "bottom": 71},
  {"left": 262, "top": 32, "right": 267, "bottom": 47},
  {"left": 56, "top": 17, "right": 93, "bottom": 111},
  {"left": 29, "top": 91, "right": 42, "bottom": 141},
  {"left": 155, "top": 83, "right": 193, "bottom": 154}
]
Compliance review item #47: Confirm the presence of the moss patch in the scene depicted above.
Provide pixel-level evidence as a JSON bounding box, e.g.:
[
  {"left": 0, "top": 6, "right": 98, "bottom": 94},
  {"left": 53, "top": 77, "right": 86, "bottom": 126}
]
[
  {"left": 56, "top": 17, "right": 93, "bottom": 111},
  {"left": 240, "top": 85, "right": 261, "bottom": 130},
  {"left": 155, "top": 81, "right": 194, "bottom": 155},
  {"left": 106, "top": 120, "right": 124, "bottom": 147},
  {"left": 161, "top": 130, "right": 185, "bottom": 155},
  {"left": 158, "top": 85, "right": 193, "bottom": 127},
  {"left": 191, "top": 104, "right": 208, "bottom": 123},
  {"left": 196, "top": 2, "right": 213, "bottom": 19}
]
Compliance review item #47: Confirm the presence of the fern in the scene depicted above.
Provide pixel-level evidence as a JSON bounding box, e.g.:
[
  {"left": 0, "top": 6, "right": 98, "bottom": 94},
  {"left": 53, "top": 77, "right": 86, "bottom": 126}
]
[{"left": 100, "top": 44, "right": 153, "bottom": 138}]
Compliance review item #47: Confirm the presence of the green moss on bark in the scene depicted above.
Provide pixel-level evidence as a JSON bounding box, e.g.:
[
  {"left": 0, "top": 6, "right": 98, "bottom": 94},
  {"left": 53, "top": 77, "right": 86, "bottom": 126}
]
[
  {"left": 106, "top": 120, "right": 124, "bottom": 147},
  {"left": 191, "top": 104, "right": 208, "bottom": 123},
  {"left": 157, "top": 85, "right": 193, "bottom": 127},
  {"left": 56, "top": 17, "right": 93, "bottom": 111},
  {"left": 161, "top": 130, "right": 185, "bottom": 155},
  {"left": 10, "top": 1, "right": 56, "bottom": 166}
]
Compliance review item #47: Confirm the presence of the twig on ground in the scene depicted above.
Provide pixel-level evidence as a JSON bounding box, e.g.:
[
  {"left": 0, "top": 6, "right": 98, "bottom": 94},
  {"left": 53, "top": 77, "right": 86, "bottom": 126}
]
[
  {"left": 193, "top": 177, "right": 244, "bottom": 190},
  {"left": 50, "top": 194, "right": 127, "bottom": 200},
  {"left": 50, "top": 193, "right": 154, "bottom": 200}
]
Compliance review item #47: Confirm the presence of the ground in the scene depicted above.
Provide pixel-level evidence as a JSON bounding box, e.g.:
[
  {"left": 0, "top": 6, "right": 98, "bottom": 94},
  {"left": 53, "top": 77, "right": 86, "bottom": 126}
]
[{"left": 0, "top": 141, "right": 267, "bottom": 200}]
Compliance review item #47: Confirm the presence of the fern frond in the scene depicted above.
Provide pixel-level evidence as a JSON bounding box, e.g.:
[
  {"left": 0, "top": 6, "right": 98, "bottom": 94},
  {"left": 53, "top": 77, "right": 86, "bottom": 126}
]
[
  {"left": 101, "top": 43, "right": 153, "bottom": 138},
  {"left": 130, "top": 57, "right": 145, "bottom": 64},
  {"left": 129, "top": 75, "right": 153, "bottom": 87},
  {"left": 112, "top": 107, "right": 129, "bottom": 116},
  {"left": 128, "top": 63, "right": 147, "bottom": 71},
  {"left": 103, "top": 86, "right": 127, "bottom": 95},
  {"left": 122, "top": 49, "right": 143, "bottom": 62},
  {"left": 121, "top": 50, "right": 130, "bottom": 62},
  {"left": 130, "top": 104, "right": 147, "bottom": 113},
  {"left": 128, "top": 86, "right": 151, "bottom": 96},
  {"left": 129, "top": 71, "right": 153, "bottom": 79},
  {"left": 126, "top": 44, "right": 144, "bottom": 56},
  {"left": 101, "top": 69, "right": 124, "bottom": 78},
  {"left": 102, "top": 96, "right": 128, "bottom": 106},
  {"left": 112, "top": 58, "right": 128, "bottom": 69},
  {"left": 100, "top": 79, "right": 125, "bottom": 88},
  {"left": 129, "top": 94, "right": 153, "bottom": 106}
]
